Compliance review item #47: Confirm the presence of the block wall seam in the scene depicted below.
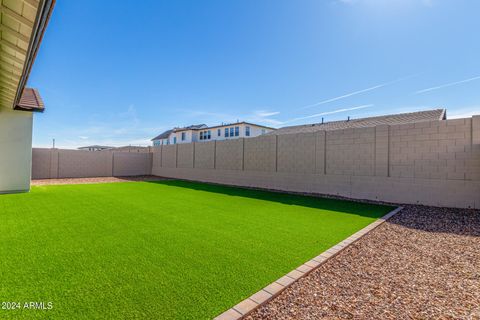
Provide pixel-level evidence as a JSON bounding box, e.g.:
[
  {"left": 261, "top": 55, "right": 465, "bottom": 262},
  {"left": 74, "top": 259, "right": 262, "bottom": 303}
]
[
  {"left": 214, "top": 141, "right": 217, "bottom": 169},
  {"left": 56, "top": 151, "right": 59, "bottom": 178},
  {"left": 314, "top": 133, "right": 317, "bottom": 173},
  {"left": 275, "top": 135, "right": 278, "bottom": 172},
  {"left": 175, "top": 144, "right": 178, "bottom": 168},
  {"left": 48, "top": 149, "right": 52, "bottom": 179},
  {"left": 193, "top": 142, "right": 196, "bottom": 168},
  {"left": 323, "top": 131, "right": 327, "bottom": 175},
  {"left": 242, "top": 138, "right": 245, "bottom": 171}
]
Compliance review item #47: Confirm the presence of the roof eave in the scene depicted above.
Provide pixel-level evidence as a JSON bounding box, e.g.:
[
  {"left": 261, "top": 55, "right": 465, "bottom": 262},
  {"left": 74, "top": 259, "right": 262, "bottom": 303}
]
[{"left": 13, "top": 0, "right": 56, "bottom": 113}]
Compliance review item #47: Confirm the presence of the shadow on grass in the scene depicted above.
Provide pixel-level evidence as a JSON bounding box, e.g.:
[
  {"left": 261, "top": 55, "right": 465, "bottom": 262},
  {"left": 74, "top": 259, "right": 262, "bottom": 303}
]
[
  {"left": 146, "top": 179, "right": 394, "bottom": 219},
  {"left": 147, "top": 179, "right": 480, "bottom": 236}
]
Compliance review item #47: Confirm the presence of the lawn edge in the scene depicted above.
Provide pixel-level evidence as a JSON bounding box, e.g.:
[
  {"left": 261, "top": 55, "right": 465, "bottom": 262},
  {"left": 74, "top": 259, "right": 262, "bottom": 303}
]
[{"left": 213, "top": 206, "right": 404, "bottom": 320}]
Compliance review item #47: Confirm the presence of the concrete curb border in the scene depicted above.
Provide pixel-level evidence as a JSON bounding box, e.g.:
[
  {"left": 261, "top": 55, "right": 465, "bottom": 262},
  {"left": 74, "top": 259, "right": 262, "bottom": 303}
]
[{"left": 214, "top": 206, "right": 404, "bottom": 320}]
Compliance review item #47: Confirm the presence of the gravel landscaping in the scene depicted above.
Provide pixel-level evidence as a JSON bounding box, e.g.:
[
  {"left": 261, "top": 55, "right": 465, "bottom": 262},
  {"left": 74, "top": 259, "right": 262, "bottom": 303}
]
[
  {"left": 246, "top": 205, "right": 480, "bottom": 320},
  {"left": 31, "top": 175, "right": 168, "bottom": 185}
]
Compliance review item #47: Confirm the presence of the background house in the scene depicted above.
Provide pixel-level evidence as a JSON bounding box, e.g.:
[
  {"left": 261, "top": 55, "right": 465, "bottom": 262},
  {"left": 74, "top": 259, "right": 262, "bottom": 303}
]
[{"left": 152, "top": 122, "right": 275, "bottom": 146}]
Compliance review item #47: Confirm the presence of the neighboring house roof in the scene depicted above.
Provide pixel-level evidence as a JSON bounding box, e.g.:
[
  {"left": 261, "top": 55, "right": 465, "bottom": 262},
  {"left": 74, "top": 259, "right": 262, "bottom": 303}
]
[
  {"left": 78, "top": 145, "right": 114, "bottom": 150},
  {"left": 203, "top": 122, "right": 276, "bottom": 131},
  {"left": 170, "top": 124, "right": 208, "bottom": 133},
  {"left": 115, "top": 146, "right": 149, "bottom": 149},
  {"left": 268, "top": 109, "right": 446, "bottom": 135},
  {"left": 151, "top": 124, "right": 207, "bottom": 140},
  {"left": 113, "top": 146, "right": 150, "bottom": 152},
  {"left": 151, "top": 129, "right": 173, "bottom": 141},
  {"left": 182, "top": 124, "right": 208, "bottom": 130}
]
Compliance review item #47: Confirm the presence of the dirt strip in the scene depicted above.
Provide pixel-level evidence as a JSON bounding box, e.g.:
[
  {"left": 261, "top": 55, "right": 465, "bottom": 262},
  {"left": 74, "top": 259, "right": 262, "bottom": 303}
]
[
  {"left": 246, "top": 205, "right": 480, "bottom": 320},
  {"left": 31, "top": 176, "right": 168, "bottom": 186}
]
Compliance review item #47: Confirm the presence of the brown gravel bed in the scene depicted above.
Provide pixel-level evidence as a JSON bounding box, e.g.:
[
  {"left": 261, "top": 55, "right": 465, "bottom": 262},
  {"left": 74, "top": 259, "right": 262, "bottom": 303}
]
[
  {"left": 31, "top": 175, "right": 169, "bottom": 186},
  {"left": 246, "top": 205, "right": 480, "bottom": 320}
]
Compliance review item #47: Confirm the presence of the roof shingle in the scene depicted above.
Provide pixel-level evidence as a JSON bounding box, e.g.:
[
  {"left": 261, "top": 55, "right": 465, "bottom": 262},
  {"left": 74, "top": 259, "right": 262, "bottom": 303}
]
[
  {"left": 268, "top": 109, "right": 446, "bottom": 135},
  {"left": 16, "top": 88, "right": 45, "bottom": 112}
]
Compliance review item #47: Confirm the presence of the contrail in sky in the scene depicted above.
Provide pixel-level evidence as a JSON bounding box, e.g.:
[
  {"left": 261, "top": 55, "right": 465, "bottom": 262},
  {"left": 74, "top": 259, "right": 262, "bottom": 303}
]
[{"left": 415, "top": 75, "right": 480, "bottom": 94}]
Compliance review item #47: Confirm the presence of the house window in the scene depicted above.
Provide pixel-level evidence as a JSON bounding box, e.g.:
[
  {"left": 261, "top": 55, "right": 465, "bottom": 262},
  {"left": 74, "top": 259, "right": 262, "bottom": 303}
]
[
  {"left": 225, "top": 128, "right": 229, "bottom": 137},
  {"left": 181, "top": 132, "right": 186, "bottom": 141},
  {"left": 173, "top": 137, "right": 177, "bottom": 144},
  {"left": 218, "top": 129, "right": 221, "bottom": 136},
  {"left": 230, "top": 127, "right": 234, "bottom": 137},
  {"left": 261, "top": 129, "right": 266, "bottom": 134},
  {"left": 245, "top": 126, "right": 250, "bottom": 137},
  {"left": 200, "top": 130, "right": 211, "bottom": 140},
  {"left": 235, "top": 126, "right": 239, "bottom": 136}
]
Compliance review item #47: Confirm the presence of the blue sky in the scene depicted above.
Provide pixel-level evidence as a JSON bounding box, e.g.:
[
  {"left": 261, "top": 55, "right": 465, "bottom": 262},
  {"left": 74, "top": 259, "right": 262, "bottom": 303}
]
[{"left": 29, "top": 0, "right": 480, "bottom": 148}]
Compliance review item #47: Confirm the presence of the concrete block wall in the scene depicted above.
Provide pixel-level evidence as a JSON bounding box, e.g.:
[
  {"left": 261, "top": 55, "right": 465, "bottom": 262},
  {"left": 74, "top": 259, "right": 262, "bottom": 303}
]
[
  {"left": 32, "top": 148, "right": 54, "bottom": 179},
  {"left": 315, "top": 131, "right": 326, "bottom": 174},
  {"left": 113, "top": 152, "right": 152, "bottom": 176},
  {"left": 58, "top": 149, "right": 113, "bottom": 178},
  {"left": 326, "top": 127, "right": 375, "bottom": 176},
  {"left": 471, "top": 115, "right": 480, "bottom": 181},
  {"left": 244, "top": 135, "right": 276, "bottom": 172},
  {"left": 151, "top": 116, "right": 480, "bottom": 208},
  {"left": 177, "top": 143, "right": 194, "bottom": 168},
  {"left": 161, "top": 145, "right": 176, "bottom": 168},
  {"left": 194, "top": 141, "right": 215, "bottom": 169},
  {"left": 215, "top": 139, "right": 244, "bottom": 170},
  {"left": 31, "top": 148, "right": 152, "bottom": 179},
  {"left": 277, "top": 133, "right": 316, "bottom": 173},
  {"left": 389, "top": 119, "right": 476, "bottom": 180},
  {"left": 375, "top": 125, "right": 389, "bottom": 177}
]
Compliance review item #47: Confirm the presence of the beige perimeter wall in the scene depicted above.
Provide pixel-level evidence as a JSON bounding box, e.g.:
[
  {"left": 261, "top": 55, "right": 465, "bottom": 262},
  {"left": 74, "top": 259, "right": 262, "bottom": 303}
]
[
  {"left": 32, "top": 149, "right": 152, "bottom": 179},
  {"left": 152, "top": 116, "right": 480, "bottom": 208}
]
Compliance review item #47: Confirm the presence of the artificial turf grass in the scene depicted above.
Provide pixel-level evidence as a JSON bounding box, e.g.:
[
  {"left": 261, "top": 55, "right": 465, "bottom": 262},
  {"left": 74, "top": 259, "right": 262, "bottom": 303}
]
[{"left": 0, "top": 180, "right": 394, "bottom": 319}]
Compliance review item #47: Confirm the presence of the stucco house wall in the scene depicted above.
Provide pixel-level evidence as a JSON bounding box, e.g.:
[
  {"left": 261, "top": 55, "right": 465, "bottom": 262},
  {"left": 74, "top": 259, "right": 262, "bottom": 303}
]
[{"left": 0, "top": 108, "right": 33, "bottom": 193}]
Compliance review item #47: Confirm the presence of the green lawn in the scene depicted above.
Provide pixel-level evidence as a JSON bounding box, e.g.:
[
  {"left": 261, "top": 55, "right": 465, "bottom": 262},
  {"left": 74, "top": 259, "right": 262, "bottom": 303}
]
[{"left": 0, "top": 180, "right": 393, "bottom": 319}]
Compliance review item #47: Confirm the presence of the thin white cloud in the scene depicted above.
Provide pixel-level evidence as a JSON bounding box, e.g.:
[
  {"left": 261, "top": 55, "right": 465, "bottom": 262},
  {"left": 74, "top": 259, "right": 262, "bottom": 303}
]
[
  {"left": 300, "top": 75, "right": 416, "bottom": 110},
  {"left": 255, "top": 111, "right": 280, "bottom": 117},
  {"left": 336, "top": 0, "right": 434, "bottom": 6},
  {"left": 415, "top": 75, "right": 480, "bottom": 94},
  {"left": 281, "top": 104, "right": 373, "bottom": 125},
  {"left": 300, "top": 85, "right": 384, "bottom": 110}
]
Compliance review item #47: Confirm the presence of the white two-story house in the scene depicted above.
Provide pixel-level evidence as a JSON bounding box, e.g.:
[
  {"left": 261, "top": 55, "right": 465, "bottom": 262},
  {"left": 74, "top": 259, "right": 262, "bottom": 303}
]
[{"left": 152, "top": 122, "right": 275, "bottom": 146}]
